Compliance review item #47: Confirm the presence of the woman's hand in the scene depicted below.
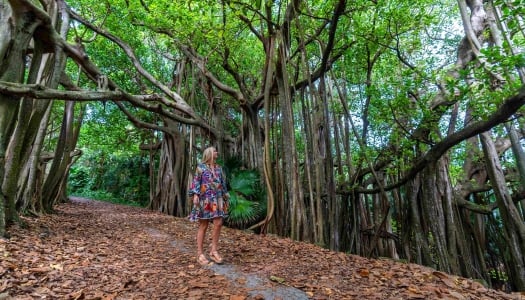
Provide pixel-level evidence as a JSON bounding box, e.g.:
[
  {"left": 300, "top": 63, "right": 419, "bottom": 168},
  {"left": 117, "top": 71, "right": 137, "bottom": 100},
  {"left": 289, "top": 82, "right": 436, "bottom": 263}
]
[{"left": 193, "top": 195, "right": 199, "bottom": 206}]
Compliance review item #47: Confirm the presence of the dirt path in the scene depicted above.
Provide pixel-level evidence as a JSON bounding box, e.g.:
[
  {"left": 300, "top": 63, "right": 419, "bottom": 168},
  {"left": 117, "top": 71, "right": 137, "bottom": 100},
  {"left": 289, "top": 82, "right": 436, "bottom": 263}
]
[
  {"left": 1, "top": 198, "right": 520, "bottom": 299},
  {"left": 145, "top": 227, "right": 308, "bottom": 299}
]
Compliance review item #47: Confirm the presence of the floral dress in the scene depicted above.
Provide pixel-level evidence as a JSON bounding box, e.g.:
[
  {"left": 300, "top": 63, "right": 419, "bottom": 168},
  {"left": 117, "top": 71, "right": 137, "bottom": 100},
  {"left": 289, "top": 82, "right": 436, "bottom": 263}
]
[{"left": 188, "top": 162, "right": 229, "bottom": 221}]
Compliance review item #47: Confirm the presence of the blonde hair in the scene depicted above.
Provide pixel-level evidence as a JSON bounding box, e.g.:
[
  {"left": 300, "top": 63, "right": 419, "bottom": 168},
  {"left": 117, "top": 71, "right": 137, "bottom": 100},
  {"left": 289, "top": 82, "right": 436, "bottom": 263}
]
[{"left": 201, "top": 146, "right": 216, "bottom": 164}]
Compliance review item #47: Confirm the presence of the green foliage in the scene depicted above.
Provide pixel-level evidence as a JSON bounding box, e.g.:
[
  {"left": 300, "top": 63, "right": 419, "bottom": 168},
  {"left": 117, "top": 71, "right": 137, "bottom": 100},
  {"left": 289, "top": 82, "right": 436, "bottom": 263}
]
[
  {"left": 68, "top": 149, "right": 152, "bottom": 207},
  {"left": 69, "top": 101, "right": 153, "bottom": 207},
  {"left": 223, "top": 157, "right": 266, "bottom": 229},
  {"left": 488, "top": 269, "right": 508, "bottom": 282}
]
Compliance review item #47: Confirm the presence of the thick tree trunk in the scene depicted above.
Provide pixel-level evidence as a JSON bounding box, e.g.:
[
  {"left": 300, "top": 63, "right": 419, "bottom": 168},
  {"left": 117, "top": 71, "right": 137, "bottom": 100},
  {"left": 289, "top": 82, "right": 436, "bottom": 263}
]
[
  {"left": 0, "top": 0, "right": 30, "bottom": 234},
  {"left": 276, "top": 45, "right": 306, "bottom": 240},
  {"left": 406, "top": 174, "right": 432, "bottom": 266},
  {"left": 25, "top": 105, "right": 52, "bottom": 213},
  {"left": 240, "top": 108, "right": 264, "bottom": 170},
  {"left": 152, "top": 130, "right": 189, "bottom": 217},
  {"left": 319, "top": 76, "right": 338, "bottom": 249},
  {"left": 2, "top": 96, "right": 32, "bottom": 215},
  {"left": 312, "top": 106, "right": 326, "bottom": 244},
  {"left": 42, "top": 100, "right": 76, "bottom": 210},
  {"left": 505, "top": 123, "right": 525, "bottom": 190},
  {"left": 437, "top": 157, "right": 461, "bottom": 274},
  {"left": 480, "top": 132, "right": 525, "bottom": 290},
  {"left": 259, "top": 39, "right": 276, "bottom": 235},
  {"left": 299, "top": 90, "right": 319, "bottom": 243},
  {"left": 420, "top": 160, "right": 459, "bottom": 273}
]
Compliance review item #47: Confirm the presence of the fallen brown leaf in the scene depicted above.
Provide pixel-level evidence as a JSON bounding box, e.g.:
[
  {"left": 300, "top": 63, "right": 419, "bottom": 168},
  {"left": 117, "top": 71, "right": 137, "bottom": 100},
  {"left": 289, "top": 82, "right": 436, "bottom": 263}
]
[{"left": 1, "top": 198, "right": 518, "bottom": 300}]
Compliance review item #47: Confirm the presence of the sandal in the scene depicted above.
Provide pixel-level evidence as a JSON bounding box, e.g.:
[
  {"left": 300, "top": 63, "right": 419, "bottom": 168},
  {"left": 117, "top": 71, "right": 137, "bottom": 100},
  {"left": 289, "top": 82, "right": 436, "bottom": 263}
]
[
  {"left": 209, "top": 251, "right": 223, "bottom": 264},
  {"left": 197, "top": 254, "right": 210, "bottom": 266}
]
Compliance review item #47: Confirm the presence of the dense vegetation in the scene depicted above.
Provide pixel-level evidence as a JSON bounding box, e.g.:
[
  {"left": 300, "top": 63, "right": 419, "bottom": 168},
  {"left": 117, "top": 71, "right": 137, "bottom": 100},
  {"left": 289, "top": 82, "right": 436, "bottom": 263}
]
[{"left": 1, "top": 0, "right": 524, "bottom": 292}]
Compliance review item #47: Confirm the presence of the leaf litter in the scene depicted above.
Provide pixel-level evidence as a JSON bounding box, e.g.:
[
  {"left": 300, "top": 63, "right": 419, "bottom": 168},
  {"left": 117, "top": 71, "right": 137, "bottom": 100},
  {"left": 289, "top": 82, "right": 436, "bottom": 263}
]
[{"left": 1, "top": 198, "right": 523, "bottom": 299}]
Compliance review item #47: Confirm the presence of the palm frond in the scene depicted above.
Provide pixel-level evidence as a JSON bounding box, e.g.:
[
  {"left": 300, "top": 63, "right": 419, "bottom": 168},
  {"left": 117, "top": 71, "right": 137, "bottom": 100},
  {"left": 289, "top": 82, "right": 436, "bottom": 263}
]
[
  {"left": 225, "top": 167, "right": 266, "bottom": 229},
  {"left": 227, "top": 193, "right": 260, "bottom": 227}
]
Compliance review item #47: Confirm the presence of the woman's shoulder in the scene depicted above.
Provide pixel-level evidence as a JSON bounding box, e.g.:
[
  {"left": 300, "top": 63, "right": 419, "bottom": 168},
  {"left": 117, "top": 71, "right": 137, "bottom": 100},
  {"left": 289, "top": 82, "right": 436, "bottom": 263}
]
[{"left": 195, "top": 162, "right": 207, "bottom": 171}]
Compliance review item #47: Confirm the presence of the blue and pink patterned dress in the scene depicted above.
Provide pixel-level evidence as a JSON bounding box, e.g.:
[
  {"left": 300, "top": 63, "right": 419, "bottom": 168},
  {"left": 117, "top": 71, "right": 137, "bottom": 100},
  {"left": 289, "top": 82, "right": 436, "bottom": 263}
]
[{"left": 188, "top": 162, "right": 229, "bottom": 221}]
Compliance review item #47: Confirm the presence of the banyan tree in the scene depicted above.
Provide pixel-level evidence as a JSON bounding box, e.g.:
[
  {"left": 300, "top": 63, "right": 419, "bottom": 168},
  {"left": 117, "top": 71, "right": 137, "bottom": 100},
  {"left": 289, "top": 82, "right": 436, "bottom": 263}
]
[{"left": 1, "top": 0, "right": 524, "bottom": 292}]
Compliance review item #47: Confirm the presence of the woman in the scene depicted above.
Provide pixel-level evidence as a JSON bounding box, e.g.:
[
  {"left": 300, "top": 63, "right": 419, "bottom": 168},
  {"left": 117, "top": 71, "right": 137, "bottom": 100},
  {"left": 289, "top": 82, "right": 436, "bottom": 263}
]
[{"left": 188, "top": 146, "right": 230, "bottom": 265}]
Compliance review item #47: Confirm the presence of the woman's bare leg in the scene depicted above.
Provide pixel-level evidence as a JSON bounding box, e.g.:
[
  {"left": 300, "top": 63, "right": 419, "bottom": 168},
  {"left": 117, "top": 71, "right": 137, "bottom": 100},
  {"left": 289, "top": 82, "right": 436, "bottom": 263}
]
[
  {"left": 207, "top": 217, "right": 224, "bottom": 263},
  {"left": 211, "top": 217, "right": 223, "bottom": 252},
  {"left": 197, "top": 219, "right": 209, "bottom": 257}
]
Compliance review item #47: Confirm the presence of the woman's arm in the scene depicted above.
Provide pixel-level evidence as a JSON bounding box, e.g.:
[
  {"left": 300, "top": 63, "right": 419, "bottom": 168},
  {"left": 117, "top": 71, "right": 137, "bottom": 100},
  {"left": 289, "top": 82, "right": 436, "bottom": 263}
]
[
  {"left": 219, "top": 166, "right": 230, "bottom": 199},
  {"left": 188, "top": 165, "right": 203, "bottom": 197}
]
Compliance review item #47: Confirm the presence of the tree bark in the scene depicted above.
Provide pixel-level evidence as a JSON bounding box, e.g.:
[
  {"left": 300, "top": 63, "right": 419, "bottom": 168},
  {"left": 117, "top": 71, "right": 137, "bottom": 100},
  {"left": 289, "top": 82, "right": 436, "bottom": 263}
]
[
  {"left": 152, "top": 128, "right": 189, "bottom": 217},
  {"left": 480, "top": 132, "right": 525, "bottom": 290}
]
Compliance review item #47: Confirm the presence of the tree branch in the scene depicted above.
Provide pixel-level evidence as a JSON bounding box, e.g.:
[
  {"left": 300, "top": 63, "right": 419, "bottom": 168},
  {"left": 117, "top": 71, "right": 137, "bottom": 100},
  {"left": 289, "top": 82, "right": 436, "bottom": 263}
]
[
  {"left": 67, "top": 9, "right": 194, "bottom": 112},
  {"left": 0, "top": 81, "right": 126, "bottom": 101},
  {"left": 355, "top": 85, "right": 525, "bottom": 194}
]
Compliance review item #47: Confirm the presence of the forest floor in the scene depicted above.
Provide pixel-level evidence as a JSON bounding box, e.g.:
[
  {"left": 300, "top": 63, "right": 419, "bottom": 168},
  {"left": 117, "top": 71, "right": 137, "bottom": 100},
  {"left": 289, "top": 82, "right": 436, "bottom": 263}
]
[{"left": 1, "top": 198, "right": 523, "bottom": 300}]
